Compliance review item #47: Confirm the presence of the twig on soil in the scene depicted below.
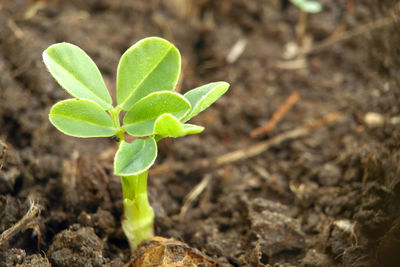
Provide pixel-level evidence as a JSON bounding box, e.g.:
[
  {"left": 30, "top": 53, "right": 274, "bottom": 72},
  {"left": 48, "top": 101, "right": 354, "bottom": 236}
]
[
  {"left": 0, "top": 199, "right": 41, "bottom": 247},
  {"left": 347, "top": 0, "right": 355, "bottom": 13},
  {"left": 6, "top": 19, "right": 24, "bottom": 39},
  {"left": 302, "top": 16, "right": 397, "bottom": 55},
  {"left": 151, "top": 112, "right": 342, "bottom": 176},
  {"left": 179, "top": 174, "right": 212, "bottom": 221},
  {"left": 328, "top": 24, "right": 347, "bottom": 41},
  {"left": 215, "top": 112, "right": 341, "bottom": 166},
  {"left": 250, "top": 91, "right": 300, "bottom": 138},
  {"left": 226, "top": 38, "right": 248, "bottom": 64},
  {"left": 23, "top": 2, "right": 46, "bottom": 20},
  {"left": 275, "top": 57, "right": 307, "bottom": 70},
  {"left": 250, "top": 163, "right": 270, "bottom": 181}
]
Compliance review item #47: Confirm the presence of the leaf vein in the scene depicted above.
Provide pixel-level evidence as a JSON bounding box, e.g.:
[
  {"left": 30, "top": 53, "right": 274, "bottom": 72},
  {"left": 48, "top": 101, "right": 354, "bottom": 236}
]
[
  {"left": 48, "top": 54, "right": 110, "bottom": 108},
  {"left": 119, "top": 46, "right": 173, "bottom": 108},
  {"left": 51, "top": 114, "right": 115, "bottom": 130}
]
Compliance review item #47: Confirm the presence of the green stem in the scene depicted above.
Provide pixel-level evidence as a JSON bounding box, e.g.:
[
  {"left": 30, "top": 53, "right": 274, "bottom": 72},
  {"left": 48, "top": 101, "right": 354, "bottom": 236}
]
[
  {"left": 110, "top": 107, "right": 124, "bottom": 143},
  {"left": 120, "top": 171, "right": 154, "bottom": 251},
  {"left": 110, "top": 106, "right": 154, "bottom": 250}
]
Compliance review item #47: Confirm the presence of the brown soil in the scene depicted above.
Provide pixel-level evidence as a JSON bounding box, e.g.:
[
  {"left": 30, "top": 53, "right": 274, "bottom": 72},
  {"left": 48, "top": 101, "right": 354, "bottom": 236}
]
[{"left": 1, "top": 0, "right": 400, "bottom": 266}]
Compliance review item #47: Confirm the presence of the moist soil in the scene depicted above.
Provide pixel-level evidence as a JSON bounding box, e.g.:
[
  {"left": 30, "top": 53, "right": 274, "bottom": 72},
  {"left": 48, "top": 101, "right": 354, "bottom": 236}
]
[{"left": 1, "top": 0, "right": 400, "bottom": 266}]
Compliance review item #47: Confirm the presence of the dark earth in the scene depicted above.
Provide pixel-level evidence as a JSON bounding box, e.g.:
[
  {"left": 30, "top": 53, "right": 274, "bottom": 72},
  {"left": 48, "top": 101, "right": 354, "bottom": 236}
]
[{"left": 1, "top": 0, "right": 400, "bottom": 266}]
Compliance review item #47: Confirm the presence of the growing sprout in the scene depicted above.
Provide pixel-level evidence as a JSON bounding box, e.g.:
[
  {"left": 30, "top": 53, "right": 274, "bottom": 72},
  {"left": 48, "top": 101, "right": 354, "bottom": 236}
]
[
  {"left": 43, "top": 37, "right": 230, "bottom": 251},
  {"left": 289, "top": 0, "right": 322, "bottom": 44}
]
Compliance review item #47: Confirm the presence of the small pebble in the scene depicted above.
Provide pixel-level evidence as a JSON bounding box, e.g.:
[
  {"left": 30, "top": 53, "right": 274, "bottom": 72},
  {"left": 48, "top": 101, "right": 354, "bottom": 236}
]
[
  {"left": 364, "top": 112, "right": 384, "bottom": 127},
  {"left": 249, "top": 199, "right": 305, "bottom": 257},
  {"left": 317, "top": 164, "right": 341, "bottom": 186},
  {"left": 389, "top": 116, "right": 400, "bottom": 125}
]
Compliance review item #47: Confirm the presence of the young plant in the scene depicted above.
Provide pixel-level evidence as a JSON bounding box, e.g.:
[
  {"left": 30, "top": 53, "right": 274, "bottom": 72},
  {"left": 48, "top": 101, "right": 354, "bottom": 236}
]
[
  {"left": 289, "top": 0, "right": 322, "bottom": 44},
  {"left": 42, "top": 37, "right": 229, "bottom": 251}
]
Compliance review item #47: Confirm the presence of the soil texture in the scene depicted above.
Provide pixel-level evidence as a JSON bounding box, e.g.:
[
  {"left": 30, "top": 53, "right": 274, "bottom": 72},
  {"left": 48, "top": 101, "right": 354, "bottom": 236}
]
[{"left": 1, "top": 0, "right": 400, "bottom": 266}]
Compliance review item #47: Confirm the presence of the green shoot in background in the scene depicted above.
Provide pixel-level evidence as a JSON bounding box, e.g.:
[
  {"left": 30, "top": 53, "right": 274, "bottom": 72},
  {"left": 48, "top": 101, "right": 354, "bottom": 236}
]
[
  {"left": 42, "top": 37, "right": 229, "bottom": 251},
  {"left": 290, "top": 0, "right": 322, "bottom": 13},
  {"left": 289, "top": 0, "right": 322, "bottom": 44}
]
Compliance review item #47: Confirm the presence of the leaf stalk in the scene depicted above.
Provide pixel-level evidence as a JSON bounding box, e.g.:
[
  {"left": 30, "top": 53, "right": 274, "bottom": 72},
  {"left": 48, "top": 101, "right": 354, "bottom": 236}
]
[{"left": 110, "top": 107, "right": 125, "bottom": 143}]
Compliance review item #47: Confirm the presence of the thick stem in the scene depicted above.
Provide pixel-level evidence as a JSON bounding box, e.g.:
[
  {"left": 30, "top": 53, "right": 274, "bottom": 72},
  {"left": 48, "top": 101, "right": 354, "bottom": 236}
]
[{"left": 120, "top": 171, "right": 154, "bottom": 252}]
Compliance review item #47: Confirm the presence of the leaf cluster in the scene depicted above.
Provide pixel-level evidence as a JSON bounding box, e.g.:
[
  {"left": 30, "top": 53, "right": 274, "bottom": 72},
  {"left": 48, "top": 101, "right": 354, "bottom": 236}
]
[{"left": 43, "top": 37, "right": 229, "bottom": 176}]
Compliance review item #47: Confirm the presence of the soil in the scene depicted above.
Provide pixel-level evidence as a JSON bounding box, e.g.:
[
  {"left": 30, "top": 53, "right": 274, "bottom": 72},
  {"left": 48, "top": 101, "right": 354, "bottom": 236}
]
[{"left": 0, "top": 0, "right": 400, "bottom": 266}]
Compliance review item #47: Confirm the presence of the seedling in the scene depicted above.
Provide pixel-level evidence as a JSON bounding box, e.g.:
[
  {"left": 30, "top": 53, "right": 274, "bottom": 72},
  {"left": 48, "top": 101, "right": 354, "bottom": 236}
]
[
  {"left": 42, "top": 37, "right": 229, "bottom": 251},
  {"left": 289, "top": 0, "right": 322, "bottom": 44}
]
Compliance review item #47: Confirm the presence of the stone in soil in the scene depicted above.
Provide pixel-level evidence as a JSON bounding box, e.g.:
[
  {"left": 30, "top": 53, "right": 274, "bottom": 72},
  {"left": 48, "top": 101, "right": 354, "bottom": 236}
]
[
  {"left": 47, "top": 224, "right": 108, "bottom": 267},
  {"left": 248, "top": 198, "right": 305, "bottom": 257},
  {"left": 1, "top": 248, "right": 51, "bottom": 267}
]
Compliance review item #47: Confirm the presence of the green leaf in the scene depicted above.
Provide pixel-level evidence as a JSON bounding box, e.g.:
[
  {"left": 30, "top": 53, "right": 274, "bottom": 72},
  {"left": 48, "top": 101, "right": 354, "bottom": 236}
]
[
  {"left": 289, "top": 0, "right": 322, "bottom": 13},
  {"left": 301, "top": 1, "right": 321, "bottom": 13},
  {"left": 116, "top": 37, "right": 181, "bottom": 111},
  {"left": 43, "top": 43, "right": 112, "bottom": 110},
  {"left": 123, "top": 91, "right": 191, "bottom": 137},
  {"left": 114, "top": 138, "right": 157, "bottom": 176},
  {"left": 182, "top": 81, "right": 229, "bottom": 122},
  {"left": 154, "top": 114, "right": 204, "bottom": 138},
  {"left": 49, "top": 99, "right": 116, "bottom": 137}
]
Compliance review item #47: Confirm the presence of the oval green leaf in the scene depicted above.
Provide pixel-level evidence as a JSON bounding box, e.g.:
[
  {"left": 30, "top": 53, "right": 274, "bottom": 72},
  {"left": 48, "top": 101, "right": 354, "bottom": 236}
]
[
  {"left": 289, "top": 0, "right": 322, "bottom": 13},
  {"left": 114, "top": 138, "right": 157, "bottom": 176},
  {"left": 49, "top": 99, "right": 116, "bottom": 138},
  {"left": 123, "top": 91, "right": 191, "bottom": 137},
  {"left": 43, "top": 43, "right": 112, "bottom": 110},
  {"left": 116, "top": 37, "right": 181, "bottom": 111},
  {"left": 154, "top": 113, "right": 204, "bottom": 138},
  {"left": 301, "top": 1, "right": 321, "bottom": 13},
  {"left": 182, "top": 81, "right": 230, "bottom": 122}
]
